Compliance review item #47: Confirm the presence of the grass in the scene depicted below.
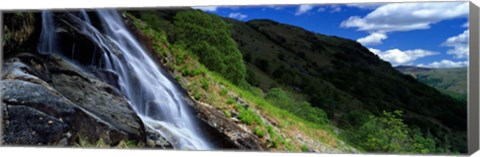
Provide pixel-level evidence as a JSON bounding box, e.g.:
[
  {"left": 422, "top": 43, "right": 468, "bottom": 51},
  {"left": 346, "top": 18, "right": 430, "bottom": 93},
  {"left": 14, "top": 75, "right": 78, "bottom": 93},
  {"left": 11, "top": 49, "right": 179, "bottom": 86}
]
[
  {"left": 226, "top": 97, "right": 235, "bottom": 105},
  {"left": 301, "top": 144, "right": 309, "bottom": 152},
  {"left": 254, "top": 126, "right": 266, "bottom": 138},
  {"left": 126, "top": 12, "right": 356, "bottom": 152}
]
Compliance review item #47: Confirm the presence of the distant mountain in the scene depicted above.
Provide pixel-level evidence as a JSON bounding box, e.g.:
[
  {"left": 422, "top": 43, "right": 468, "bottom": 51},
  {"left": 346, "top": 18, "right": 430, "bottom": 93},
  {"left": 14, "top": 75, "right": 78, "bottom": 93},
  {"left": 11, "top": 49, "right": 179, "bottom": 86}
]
[
  {"left": 396, "top": 66, "right": 467, "bottom": 102},
  {"left": 395, "top": 65, "right": 433, "bottom": 73}
]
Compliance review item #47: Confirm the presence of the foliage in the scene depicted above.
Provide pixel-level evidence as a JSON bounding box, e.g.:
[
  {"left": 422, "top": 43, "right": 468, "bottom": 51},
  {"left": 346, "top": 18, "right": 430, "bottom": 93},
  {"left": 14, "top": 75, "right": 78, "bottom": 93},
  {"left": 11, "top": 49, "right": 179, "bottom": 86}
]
[
  {"left": 301, "top": 145, "right": 309, "bottom": 152},
  {"left": 219, "top": 88, "right": 228, "bottom": 96},
  {"left": 254, "top": 126, "right": 266, "bottom": 138},
  {"left": 128, "top": 10, "right": 370, "bottom": 152},
  {"left": 343, "top": 110, "right": 439, "bottom": 154},
  {"left": 173, "top": 10, "right": 246, "bottom": 85},
  {"left": 238, "top": 107, "right": 256, "bottom": 125},
  {"left": 265, "top": 88, "right": 328, "bottom": 125},
  {"left": 226, "top": 97, "right": 234, "bottom": 105}
]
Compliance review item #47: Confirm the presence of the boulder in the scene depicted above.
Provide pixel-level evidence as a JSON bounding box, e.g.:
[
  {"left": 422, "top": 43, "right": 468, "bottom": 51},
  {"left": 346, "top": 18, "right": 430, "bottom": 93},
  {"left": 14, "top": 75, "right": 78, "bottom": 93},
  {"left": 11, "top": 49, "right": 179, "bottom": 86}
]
[{"left": 1, "top": 53, "right": 145, "bottom": 146}]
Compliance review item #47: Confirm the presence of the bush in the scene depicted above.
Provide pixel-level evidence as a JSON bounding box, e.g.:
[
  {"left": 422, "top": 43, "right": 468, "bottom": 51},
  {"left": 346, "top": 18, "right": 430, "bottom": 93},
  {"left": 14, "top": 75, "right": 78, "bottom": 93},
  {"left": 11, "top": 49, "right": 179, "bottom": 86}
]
[
  {"left": 343, "top": 110, "right": 439, "bottom": 153},
  {"left": 238, "top": 108, "right": 256, "bottom": 125}
]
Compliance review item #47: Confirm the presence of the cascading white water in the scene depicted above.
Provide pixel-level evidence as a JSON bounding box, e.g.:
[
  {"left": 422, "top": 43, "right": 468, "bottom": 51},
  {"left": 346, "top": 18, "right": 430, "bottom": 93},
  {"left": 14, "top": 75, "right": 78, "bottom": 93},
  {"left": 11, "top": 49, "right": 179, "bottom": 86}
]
[
  {"left": 37, "top": 11, "right": 58, "bottom": 54},
  {"left": 37, "top": 10, "right": 212, "bottom": 150}
]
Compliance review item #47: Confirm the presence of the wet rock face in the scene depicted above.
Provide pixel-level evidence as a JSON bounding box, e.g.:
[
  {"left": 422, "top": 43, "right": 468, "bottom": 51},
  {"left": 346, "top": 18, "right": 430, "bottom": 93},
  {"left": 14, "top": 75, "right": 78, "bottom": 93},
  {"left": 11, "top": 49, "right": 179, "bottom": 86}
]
[{"left": 1, "top": 53, "right": 145, "bottom": 146}]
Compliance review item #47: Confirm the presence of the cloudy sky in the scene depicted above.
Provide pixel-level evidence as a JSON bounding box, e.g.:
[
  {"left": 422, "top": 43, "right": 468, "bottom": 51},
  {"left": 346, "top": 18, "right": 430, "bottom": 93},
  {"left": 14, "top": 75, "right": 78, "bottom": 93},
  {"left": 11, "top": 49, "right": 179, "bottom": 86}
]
[{"left": 193, "top": 2, "right": 469, "bottom": 68}]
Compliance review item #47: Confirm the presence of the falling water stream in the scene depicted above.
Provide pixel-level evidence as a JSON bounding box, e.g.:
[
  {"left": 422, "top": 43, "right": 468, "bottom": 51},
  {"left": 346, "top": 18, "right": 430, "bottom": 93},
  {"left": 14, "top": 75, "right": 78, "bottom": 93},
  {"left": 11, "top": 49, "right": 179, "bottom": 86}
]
[{"left": 37, "top": 10, "right": 212, "bottom": 150}]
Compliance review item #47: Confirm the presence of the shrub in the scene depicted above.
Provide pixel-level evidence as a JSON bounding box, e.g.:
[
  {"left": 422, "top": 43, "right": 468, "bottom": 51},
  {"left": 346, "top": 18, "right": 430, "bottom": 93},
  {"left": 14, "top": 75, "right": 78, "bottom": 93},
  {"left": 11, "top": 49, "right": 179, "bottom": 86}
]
[
  {"left": 238, "top": 108, "right": 256, "bottom": 125},
  {"left": 343, "top": 110, "right": 439, "bottom": 153}
]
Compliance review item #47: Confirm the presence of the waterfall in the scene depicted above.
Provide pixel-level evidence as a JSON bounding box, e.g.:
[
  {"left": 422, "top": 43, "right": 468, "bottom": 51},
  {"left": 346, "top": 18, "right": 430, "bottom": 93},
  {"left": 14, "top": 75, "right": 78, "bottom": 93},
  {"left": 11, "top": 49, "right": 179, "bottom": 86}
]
[
  {"left": 37, "top": 11, "right": 58, "bottom": 54},
  {"left": 37, "top": 10, "right": 212, "bottom": 150}
]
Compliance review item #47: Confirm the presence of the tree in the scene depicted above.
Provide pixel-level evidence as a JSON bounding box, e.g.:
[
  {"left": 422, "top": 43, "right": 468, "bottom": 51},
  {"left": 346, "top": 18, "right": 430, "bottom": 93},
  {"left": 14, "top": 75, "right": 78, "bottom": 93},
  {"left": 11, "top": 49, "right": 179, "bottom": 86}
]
[
  {"left": 347, "top": 110, "right": 439, "bottom": 154},
  {"left": 173, "top": 10, "right": 246, "bottom": 85}
]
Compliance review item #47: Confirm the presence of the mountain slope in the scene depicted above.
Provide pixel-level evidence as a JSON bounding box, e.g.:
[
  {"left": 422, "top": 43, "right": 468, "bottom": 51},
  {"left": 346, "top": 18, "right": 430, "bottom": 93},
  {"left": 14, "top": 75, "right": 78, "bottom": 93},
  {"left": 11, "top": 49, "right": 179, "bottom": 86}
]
[
  {"left": 226, "top": 19, "right": 466, "bottom": 152},
  {"left": 125, "top": 9, "right": 466, "bottom": 153},
  {"left": 396, "top": 66, "right": 467, "bottom": 102}
]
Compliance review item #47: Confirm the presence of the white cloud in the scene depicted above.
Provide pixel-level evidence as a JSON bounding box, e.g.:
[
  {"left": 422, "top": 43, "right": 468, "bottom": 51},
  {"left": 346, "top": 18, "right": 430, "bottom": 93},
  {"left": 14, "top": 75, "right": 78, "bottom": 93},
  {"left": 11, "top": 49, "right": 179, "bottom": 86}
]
[
  {"left": 369, "top": 48, "right": 438, "bottom": 65},
  {"left": 192, "top": 6, "right": 218, "bottom": 12},
  {"left": 341, "top": 2, "right": 468, "bottom": 32},
  {"left": 228, "top": 12, "right": 248, "bottom": 20},
  {"left": 317, "top": 7, "right": 326, "bottom": 12},
  {"left": 418, "top": 60, "right": 468, "bottom": 68},
  {"left": 330, "top": 5, "right": 342, "bottom": 13},
  {"left": 341, "top": 2, "right": 468, "bottom": 46},
  {"left": 357, "top": 32, "right": 387, "bottom": 45},
  {"left": 317, "top": 5, "right": 342, "bottom": 13},
  {"left": 345, "top": 3, "right": 385, "bottom": 9},
  {"left": 295, "top": 5, "right": 313, "bottom": 16},
  {"left": 462, "top": 22, "right": 468, "bottom": 27},
  {"left": 442, "top": 30, "right": 469, "bottom": 59}
]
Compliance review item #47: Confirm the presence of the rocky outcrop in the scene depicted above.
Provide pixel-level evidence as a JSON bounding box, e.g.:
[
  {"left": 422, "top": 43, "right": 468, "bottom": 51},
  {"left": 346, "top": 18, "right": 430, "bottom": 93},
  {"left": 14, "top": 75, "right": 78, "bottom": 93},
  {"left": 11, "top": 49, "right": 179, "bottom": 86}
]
[
  {"left": 1, "top": 52, "right": 145, "bottom": 146},
  {"left": 193, "top": 100, "right": 265, "bottom": 150}
]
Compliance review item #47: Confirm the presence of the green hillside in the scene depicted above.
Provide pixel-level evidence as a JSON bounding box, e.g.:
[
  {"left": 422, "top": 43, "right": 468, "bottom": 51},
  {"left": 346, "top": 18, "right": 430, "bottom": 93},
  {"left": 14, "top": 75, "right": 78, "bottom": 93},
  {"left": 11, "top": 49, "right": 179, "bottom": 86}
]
[
  {"left": 396, "top": 66, "right": 467, "bottom": 102},
  {"left": 125, "top": 9, "right": 467, "bottom": 154}
]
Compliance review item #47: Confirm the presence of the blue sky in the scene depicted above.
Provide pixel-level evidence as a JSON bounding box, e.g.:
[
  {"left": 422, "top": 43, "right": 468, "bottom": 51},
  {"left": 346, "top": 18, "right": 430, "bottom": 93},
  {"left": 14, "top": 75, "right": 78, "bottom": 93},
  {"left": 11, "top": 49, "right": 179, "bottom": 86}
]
[{"left": 193, "top": 2, "right": 469, "bottom": 68}]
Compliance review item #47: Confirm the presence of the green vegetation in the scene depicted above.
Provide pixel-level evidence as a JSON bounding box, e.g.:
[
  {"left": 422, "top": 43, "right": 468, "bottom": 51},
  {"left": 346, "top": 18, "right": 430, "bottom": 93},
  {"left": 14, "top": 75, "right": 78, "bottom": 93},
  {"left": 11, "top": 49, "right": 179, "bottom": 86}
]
[
  {"left": 126, "top": 8, "right": 466, "bottom": 154},
  {"left": 173, "top": 10, "right": 247, "bottom": 85},
  {"left": 227, "top": 18, "right": 466, "bottom": 153},
  {"left": 301, "top": 144, "right": 309, "bottom": 152},
  {"left": 342, "top": 110, "right": 440, "bottom": 154},
  {"left": 126, "top": 11, "right": 350, "bottom": 152},
  {"left": 265, "top": 88, "right": 328, "bottom": 125},
  {"left": 396, "top": 66, "right": 467, "bottom": 102},
  {"left": 254, "top": 126, "right": 266, "bottom": 138}
]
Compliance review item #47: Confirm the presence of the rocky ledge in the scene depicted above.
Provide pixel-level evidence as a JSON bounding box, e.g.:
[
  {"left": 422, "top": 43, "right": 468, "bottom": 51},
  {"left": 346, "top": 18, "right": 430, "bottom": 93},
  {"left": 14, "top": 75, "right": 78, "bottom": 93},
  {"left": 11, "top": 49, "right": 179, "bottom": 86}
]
[{"left": 1, "top": 52, "right": 146, "bottom": 146}]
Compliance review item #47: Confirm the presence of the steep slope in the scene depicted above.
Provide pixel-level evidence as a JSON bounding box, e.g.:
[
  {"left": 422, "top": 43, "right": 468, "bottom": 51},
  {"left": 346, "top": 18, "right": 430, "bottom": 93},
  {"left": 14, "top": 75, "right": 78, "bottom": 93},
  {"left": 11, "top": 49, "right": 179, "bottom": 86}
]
[
  {"left": 225, "top": 19, "right": 466, "bottom": 152},
  {"left": 396, "top": 66, "right": 467, "bottom": 102},
  {"left": 125, "top": 10, "right": 358, "bottom": 152},
  {"left": 68, "top": 8, "right": 465, "bottom": 153}
]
